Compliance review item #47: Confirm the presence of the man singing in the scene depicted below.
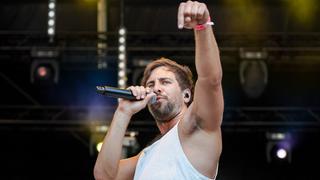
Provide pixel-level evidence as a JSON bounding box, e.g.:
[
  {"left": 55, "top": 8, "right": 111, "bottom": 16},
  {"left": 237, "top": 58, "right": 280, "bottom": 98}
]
[{"left": 94, "top": 1, "right": 223, "bottom": 179}]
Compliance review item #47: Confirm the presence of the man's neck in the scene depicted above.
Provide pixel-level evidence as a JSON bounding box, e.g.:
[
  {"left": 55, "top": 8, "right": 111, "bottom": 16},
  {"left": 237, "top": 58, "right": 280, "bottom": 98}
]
[{"left": 156, "top": 105, "right": 187, "bottom": 135}]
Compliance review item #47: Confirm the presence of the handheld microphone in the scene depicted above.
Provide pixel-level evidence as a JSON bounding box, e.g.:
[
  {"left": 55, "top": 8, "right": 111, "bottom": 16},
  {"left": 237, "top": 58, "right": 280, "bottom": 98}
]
[{"left": 96, "top": 86, "right": 156, "bottom": 104}]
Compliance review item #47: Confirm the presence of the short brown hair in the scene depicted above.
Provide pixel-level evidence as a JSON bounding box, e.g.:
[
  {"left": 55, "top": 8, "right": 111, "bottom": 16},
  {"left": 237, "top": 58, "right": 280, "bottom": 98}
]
[{"left": 140, "top": 57, "right": 194, "bottom": 106}]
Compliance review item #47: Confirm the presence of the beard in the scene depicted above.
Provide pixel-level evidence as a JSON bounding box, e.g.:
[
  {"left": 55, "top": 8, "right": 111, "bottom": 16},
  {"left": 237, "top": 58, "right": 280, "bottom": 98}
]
[{"left": 148, "top": 99, "right": 178, "bottom": 123}]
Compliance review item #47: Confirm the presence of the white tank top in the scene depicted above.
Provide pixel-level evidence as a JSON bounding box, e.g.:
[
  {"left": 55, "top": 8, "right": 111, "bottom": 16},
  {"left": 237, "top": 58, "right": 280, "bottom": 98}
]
[{"left": 133, "top": 122, "right": 218, "bottom": 180}]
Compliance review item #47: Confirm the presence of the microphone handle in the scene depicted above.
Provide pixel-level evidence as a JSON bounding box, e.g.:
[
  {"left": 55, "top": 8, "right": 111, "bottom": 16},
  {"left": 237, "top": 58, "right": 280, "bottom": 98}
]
[{"left": 96, "top": 86, "right": 136, "bottom": 100}]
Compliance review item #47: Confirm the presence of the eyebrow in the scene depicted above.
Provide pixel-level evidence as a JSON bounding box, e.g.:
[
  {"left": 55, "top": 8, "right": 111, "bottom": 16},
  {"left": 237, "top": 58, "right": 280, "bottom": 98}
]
[{"left": 146, "top": 77, "right": 173, "bottom": 85}]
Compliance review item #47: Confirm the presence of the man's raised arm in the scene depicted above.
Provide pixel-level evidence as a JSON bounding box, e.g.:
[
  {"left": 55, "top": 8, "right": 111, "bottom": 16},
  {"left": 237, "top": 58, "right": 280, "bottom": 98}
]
[{"left": 178, "top": 1, "right": 223, "bottom": 131}]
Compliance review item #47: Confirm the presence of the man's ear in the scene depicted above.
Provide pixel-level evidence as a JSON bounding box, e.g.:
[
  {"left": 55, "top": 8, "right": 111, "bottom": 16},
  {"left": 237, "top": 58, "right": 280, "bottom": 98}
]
[{"left": 182, "top": 89, "right": 191, "bottom": 104}]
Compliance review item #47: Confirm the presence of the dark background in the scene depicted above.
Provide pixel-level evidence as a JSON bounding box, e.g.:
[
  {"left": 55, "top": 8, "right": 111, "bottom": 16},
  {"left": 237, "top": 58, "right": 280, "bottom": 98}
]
[{"left": 0, "top": 0, "right": 320, "bottom": 179}]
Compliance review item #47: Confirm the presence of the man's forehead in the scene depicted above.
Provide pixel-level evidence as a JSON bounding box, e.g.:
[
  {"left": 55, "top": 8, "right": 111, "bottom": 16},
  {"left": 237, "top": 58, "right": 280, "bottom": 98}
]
[{"left": 146, "top": 66, "right": 175, "bottom": 82}]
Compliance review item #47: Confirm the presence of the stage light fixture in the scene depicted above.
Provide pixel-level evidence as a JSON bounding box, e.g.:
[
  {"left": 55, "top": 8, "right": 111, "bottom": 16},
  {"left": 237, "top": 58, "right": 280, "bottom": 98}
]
[
  {"left": 118, "top": 70, "right": 125, "bottom": 78},
  {"left": 48, "top": 28, "right": 55, "bottom": 35},
  {"left": 118, "top": 27, "right": 127, "bottom": 89},
  {"left": 119, "top": 37, "right": 125, "bottom": 44},
  {"left": 276, "top": 148, "right": 287, "bottom": 159},
  {"left": 119, "top": 28, "right": 126, "bottom": 36},
  {"left": 118, "top": 79, "right": 125, "bottom": 87},
  {"left": 30, "top": 60, "right": 59, "bottom": 84},
  {"left": 37, "top": 66, "right": 50, "bottom": 79},
  {"left": 48, "top": 2, "right": 55, "bottom": 9},
  {"left": 48, "top": 19, "right": 55, "bottom": 26},
  {"left": 118, "top": 45, "right": 125, "bottom": 52},
  {"left": 118, "top": 54, "right": 125, "bottom": 61},
  {"left": 47, "top": 0, "right": 56, "bottom": 42},
  {"left": 48, "top": 11, "right": 55, "bottom": 18},
  {"left": 266, "top": 132, "right": 292, "bottom": 164},
  {"left": 239, "top": 48, "right": 268, "bottom": 98}
]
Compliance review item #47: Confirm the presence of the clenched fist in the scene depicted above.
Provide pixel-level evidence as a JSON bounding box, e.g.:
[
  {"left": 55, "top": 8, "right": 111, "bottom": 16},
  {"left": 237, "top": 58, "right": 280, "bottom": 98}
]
[
  {"left": 117, "top": 86, "right": 156, "bottom": 116},
  {"left": 178, "top": 1, "right": 210, "bottom": 29}
]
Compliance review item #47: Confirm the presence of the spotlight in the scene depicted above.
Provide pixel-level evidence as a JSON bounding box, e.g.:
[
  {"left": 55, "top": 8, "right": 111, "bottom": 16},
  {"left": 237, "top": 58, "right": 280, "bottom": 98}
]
[
  {"left": 118, "top": 45, "right": 125, "bottom": 52},
  {"left": 48, "top": 11, "right": 55, "bottom": 18},
  {"left": 118, "top": 54, "right": 125, "bottom": 61},
  {"left": 37, "top": 66, "right": 50, "bottom": 79},
  {"left": 276, "top": 148, "right": 287, "bottom": 159},
  {"left": 47, "top": 28, "right": 55, "bottom": 35},
  {"left": 119, "top": 28, "right": 126, "bottom": 35},
  {"left": 48, "top": 19, "right": 55, "bottom": 26},
  {"left": 266, "top": 132, "right": 292, "bottom": 164},
  {"left": 118, "top": 61, "right": 125, "bottom": 69},
  {"left": 34, "top": 63, "right": 53, "bottom": 81},
  {"left": 119, "top": 37, "right": 125, "bottom": 44},
  {"left": 96, "top": 142, "right": 103, "bottom": 152},
  {"left": 48, "top": 2, "right": 55, "bottom": 9},
  {"left": 118, "top": 70, "right": 125, "bottom": 78},
  {"left": 118, "top": 79, "right": 125, "bottom": 87},
  {"left": 30, "top": 60, "right": 59, "bottom": 84},
  {"left": 270, "top": 142, "right": 290, "bottom": 161}
]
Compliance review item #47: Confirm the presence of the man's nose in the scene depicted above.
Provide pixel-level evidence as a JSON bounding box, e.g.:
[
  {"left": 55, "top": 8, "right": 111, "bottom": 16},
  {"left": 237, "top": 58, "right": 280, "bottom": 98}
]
[{"left": 153, "top": 82, "right": 162, "bottom": 94}]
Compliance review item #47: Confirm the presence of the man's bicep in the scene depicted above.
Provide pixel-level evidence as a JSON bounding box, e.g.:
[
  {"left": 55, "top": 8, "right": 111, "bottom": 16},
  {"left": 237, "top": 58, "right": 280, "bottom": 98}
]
[
  {"left": 116, "top": 153, "right": 141, "bottom": 180},
  {"left": 192, "top": 78, "right": 224, "bottom": 131}
]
